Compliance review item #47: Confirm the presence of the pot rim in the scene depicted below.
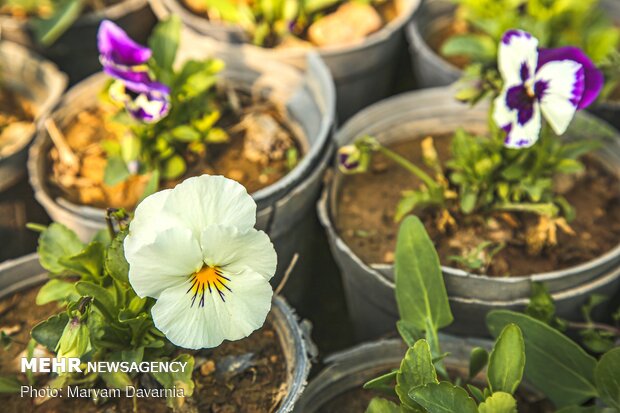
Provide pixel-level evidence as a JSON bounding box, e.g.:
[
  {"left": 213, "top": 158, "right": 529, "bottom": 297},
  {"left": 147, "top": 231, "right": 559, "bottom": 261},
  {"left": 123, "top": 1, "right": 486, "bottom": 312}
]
[
  {"left": 0, "top": 41, "right": 67, "bottom": 161},
  {"left": 148, "top": 0, "right": 421, "bottom": 58},
  {"left": 27, "top": 52, "right": 334, "bottom": 225},
  {"left": 0, "top": 252, "right": 312, "bottom": 413},
  {"left": 0, "top": 0, "right": 149, "bottom": 29},
  {"left": 318, "top": 87, "right": 620, "bottom": 288}
]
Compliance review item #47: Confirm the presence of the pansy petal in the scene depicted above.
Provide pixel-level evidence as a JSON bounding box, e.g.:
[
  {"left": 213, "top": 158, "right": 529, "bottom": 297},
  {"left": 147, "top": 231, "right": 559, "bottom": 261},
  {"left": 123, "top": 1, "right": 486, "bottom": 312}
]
[
  {"left": 125, "top": 227, "right": 203, "bottom": 299},
  {"left": 538, "top": 47, "right": 604, "bottom": 109},
  {"left": 126, "top": 92, "right": 171, "bottom": 123},
  {"left": 498, "top": 30, "right": 539, "bottom": 87},
  {"left": 151, "top": 269, "right": 273, "bottom": 349},
  {"left": 162, "top": 175, "right": 257, "bottom": 236},
  {"left": 98, "top": 20, "right": 151, "bottom": 66},
  {"left": 535, "top": 60, "right": 584, "bottom": 135},
  {"left": 125, "top": 189, "right": 180, "bottom": 244},
  {"left": 200, "top": 225, "right": 277, "bottom": 280},
  {"left": 103, "top": 66, "right": 171, "bottom": 95},
  {"left": 494, "top": 92, "right": 542, "bottom": 148}
]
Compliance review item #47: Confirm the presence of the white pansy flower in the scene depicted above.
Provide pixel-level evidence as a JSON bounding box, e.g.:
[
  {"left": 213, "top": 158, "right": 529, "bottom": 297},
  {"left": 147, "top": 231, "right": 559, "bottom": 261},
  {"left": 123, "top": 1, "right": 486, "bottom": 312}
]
[{"left": 124, "top": 175, "right": 277, "bottom": 349}]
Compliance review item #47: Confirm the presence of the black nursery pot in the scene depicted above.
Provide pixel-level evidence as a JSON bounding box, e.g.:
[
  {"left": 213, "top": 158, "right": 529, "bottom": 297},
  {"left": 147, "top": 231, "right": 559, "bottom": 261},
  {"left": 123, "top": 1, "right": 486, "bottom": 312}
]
[{"left": 0, "top": 0, "right": 156, "bottom": 84}]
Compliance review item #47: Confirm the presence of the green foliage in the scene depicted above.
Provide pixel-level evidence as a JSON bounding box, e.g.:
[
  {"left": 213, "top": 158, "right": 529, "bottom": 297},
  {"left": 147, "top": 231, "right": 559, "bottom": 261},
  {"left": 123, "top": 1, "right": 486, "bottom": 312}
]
[
  {"left": 468, "top": 347, "right": 489, "bottom": 379},
  {"left": 445, "top": 0, "right": 620, "bottom": 100},
  {"left": 478, "top": 392, "right": 518, "bottom": 413},
  {"left": 30, "top": 0, "right": 85, "bottom": 46},
  {"left": 395, "top": 340, "right": 438, "bottom": 410},
  {"left": 409, "top": 382, "right": 479, "bottom": 413},
  {"left": 594, "top": 348, "right": 620, "bottom": 410},
  {"left": 487, "top": 324, "right": 525, "bottom": 395},
  {"left": 24, "top": 222, "right": 193, "bottom": 406}
]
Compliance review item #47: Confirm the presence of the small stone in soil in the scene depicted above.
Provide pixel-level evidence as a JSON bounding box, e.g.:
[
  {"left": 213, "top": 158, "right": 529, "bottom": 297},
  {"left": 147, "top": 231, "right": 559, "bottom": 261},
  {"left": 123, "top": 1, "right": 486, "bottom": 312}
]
[
  {"left": 216, "top": 353, "right": 255, "bottom": 381},
  {"left": 200, "top": 360, "right": 216, "bottom": 376}
]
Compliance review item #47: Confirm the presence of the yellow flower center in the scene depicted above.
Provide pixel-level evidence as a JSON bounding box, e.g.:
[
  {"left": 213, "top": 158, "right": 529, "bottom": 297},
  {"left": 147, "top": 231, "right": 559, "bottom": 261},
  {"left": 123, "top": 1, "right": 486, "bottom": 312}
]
[{"left": 187, "top": 265, "right": 231, "bottom": 307}]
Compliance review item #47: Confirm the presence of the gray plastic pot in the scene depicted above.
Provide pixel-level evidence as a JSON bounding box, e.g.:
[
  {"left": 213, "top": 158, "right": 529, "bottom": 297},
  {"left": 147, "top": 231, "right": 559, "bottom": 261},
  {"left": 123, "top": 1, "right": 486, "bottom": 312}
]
[
  {"left": 406, "top": 0, "right": 620, "bottom": 132},
  {"left": 0, "top": 41, "right": 67, "bottom": 192},
  {"left": 148, "top": 0, "right": 420, "bottom": 122},
  {"left": 0, "top": 0, "right": 155, "bottom": 84},
  {"left": 294, "top": 336, "right": 546, "bottom": 412},
  {"left": 0, "top": 252, "right": 313, "bottom": 412},
  {"left": 318, "top": 86, "right": 620, "bottom": 340},
  {"left": 28, "top": 44, "right": 335, "bottom": 293}
]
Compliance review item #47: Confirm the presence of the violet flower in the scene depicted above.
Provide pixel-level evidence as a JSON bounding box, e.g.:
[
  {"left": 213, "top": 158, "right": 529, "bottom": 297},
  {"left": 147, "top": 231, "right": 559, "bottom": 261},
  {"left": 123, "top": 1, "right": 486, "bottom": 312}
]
[
  {"left": 97, "top": 20, "right": 171, "bottom": 123},
  {"left": 493, "top": 30, "right": 604, "bottom": 149}
]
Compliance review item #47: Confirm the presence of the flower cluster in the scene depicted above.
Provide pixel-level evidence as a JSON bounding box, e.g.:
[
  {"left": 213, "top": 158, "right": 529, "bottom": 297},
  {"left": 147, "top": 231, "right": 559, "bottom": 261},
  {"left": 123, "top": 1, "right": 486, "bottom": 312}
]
[
  {"left": 98, "top": 21, "right": 171, "bottom": 123},
  {"left": 493, "top": 30, "right": 603, "bottom": 148},
  {"left": 124, "top": 175, "right": 277, "bottom": 349}
]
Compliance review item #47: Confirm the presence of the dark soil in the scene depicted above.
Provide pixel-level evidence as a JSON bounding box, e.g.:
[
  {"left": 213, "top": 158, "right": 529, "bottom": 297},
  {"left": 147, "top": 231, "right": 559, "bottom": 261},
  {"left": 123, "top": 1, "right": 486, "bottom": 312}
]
[
  {"left": 336, "top": 135, "right": 620, "bottom": 276},
  {"left": 47, "top": 89, "right": 303, "bottom": 210},
  {"left": 0, "top": 287, "right": 289, "bottom": 413}
]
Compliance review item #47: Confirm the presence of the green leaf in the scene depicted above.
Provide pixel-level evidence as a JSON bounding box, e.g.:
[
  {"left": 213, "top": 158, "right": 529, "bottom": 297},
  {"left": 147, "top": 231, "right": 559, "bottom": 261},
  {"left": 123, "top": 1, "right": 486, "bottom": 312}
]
[
  {"left": 104, "top": 156, "right": 131, "bottom": 186},
  {"left": 0, "top": 376, "right": 22, "bottom": 394},
  {"left": 396, "top": 340, "right": 439, "bottom": 409},
  {"left": 31, "top": 0, "right": 84, "bottom": 46},
  {"left": 31, "top": 313, "right": 69, "bottom": 352},
  {"left": 469, "top": 347, "right": 489, "bottom": 379},
  {"left": 486, "top": 310, "right": 598, "bottom": 407},
  {"left": 36, "top": 279, "right": 79, "bottom": 305},
  {"left": 105, "top": 230, "right": 129, "bottom": 284},
  {"left": 555, "top": 406, "right": 600, "bottom": 413},
  {"left": 595, "top": 348, "right": 620, "bottom": 410},
  {"left": 149, "top": 16, "right": 181, "bottom": 72},
  {"left": 101, "top": 371, "right": 133, "bottom": 389},
  {"left": 364, "top": 370, "right": 398, "bottom": 394},
  {"left": 526, "top": 282, "right": 556, "bottom": 325},
  {"left": 75, "top": 282, "right": 116, "bottom": 322},
  {"left": 441, "top": 34, "right": 496, "bottom": 62},
  {"left": 395, "top": 216, "right": 453, "bottom": 333},
  {"left": 161, "top": 155, "right": 186, "bottom": 180},
  {"left": 365, "top": 397, "right": 402, "bottom": 413},
  {"left": 37, "top": 223, "right": 84, "bottom": 274},
  {"left": 171, "top": 125, "right": 201, "bottom": 142},
  {"left": 58, "top": 242, "right": 105, "bottom": 281},
  {"left": 409, "top": 382, "right": 478, "bottom": 413},
  {"left": 467, "top": 384, "right": 485, "bottom": 404},
  {"left": 397, "top": 320, "right": 423, "bottom": 347},
  {"left": 152, "top": 354, "right": 195, "bottom": 408},
  {"left": 478, "top": 392, "right": 517, "bottom": 413},
  {"left": 488, "top": 324, "right": 525, "bottom": 395}
]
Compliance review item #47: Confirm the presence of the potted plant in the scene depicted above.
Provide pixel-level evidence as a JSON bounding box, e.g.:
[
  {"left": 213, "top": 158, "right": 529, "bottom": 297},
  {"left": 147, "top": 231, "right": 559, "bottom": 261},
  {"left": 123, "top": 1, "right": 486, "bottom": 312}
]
[
  {"left": 0, "top": 0, "right": 156, "bottom": 83},
  {"left": 28, "top": 18, "right": 335, "bottom": 293},
  {"left": 0, "top": 174, "right": 312, "bottom": 412},
  {"left": 319, "top": 29, "right": 620, "bottom": 339},
  {"left": 297, "top": 216, "right": 619, "bottom": 413},
  {"left": 148, "top": 0, "right": 421, "bottom": 121},
  {"left": 0, "top": 41, "right": 67, "bottom": 192},
  {"left": 406, "top": 0, "right": 620, "bottom": 129}
]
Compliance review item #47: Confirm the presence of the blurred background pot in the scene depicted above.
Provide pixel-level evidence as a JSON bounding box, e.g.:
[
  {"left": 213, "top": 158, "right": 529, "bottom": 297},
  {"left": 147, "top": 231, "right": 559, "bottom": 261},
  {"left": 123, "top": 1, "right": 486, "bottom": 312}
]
[
  {"left": 28, "top": 43, "right": 336, "bottom": 305},
  {"left": 148, "top": 0, "right": 420, "bottom": 122},
  {"left": 0, "top": 252, "right": 313, "bottom": 413},
  {"left": 318, "top": 87, "right": 620, "bottom": 340},
  {"left": 0, "top": 0, "right": 156, "bottom": 84},
  {"left": 0, "top": 41, "right": 67, "bottom": 192}
]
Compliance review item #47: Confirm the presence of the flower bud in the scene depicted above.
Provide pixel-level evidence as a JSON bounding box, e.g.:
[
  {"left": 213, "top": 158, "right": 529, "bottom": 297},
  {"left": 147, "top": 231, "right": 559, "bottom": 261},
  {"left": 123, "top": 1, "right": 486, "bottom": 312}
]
[{"left": 56, "top": 317, "right": 91, "bottom": 361}]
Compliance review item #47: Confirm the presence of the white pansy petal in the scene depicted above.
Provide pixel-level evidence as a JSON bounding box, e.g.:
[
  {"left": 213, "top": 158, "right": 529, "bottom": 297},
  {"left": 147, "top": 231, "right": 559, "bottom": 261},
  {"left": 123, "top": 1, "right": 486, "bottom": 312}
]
[
  {"left": 162, "top": 175, "right": 257, "bottom": 236},
  {"left": 503, "top": 101, "right": 542, "bottom": 149},
  {"left": 128, "top": 189, "right": 182, "bottom": 244},
  {"left": 535, "top": 60, "right": 584, "bottom": 135},
  {"left": 151, "top": 269, "right": 273, "bottom": 349},
  {"left": 125, "top": 227, "right": 203, "bottom": 298},
  {"left": 493, "top": 89, "right": 516, "bottom": 131},
  {"left": 498, "top": 30, "right": 539, "bottom": 86},
  {"left": 200, "top": 225, "right": 277, "bottom": 280}
]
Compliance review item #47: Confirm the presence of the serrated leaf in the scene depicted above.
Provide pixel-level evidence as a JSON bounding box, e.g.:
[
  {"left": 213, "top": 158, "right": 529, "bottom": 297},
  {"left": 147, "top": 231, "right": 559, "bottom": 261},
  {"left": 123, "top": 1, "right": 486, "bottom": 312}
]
[
  {"left": 478, "top": 392, "right": 517, "bottom": 413},
  {"left": 409, "top": 382, "right": 478, "bottom": 413},
  {"left": 469, "top": 347, "right": 489, "bottom": 379},
  {"left": 595, "top": 348, "right": 620, "bottom": 409},
  {"left": 395, "top": 216, "right": 453, "bottom": 333},
  {"left": 31, "top": 313, "right": 69, "bottom": 352},
  {"left": 486, "top": 310, "right": 598, "bottom": 407},
  {"left": 396, "top": 340, "right": 438, "bottom": 409},
  {"left": 105, "top": 230, "right": 129, "bottom": 284},
  {"left": 37, "top": 223, "right": 84, "bottom": 274},
  {"left": 488, "top": 324, "right": 524, "bottom": 395},
  {"left": 36, "top": 279, "right": 79, "bottom": 305}
]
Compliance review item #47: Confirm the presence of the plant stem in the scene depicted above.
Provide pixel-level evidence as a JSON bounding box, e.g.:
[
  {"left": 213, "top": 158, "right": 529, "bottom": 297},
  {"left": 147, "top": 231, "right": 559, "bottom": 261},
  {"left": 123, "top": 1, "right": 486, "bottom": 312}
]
[
  {"left": 565, "top": 321, "right": 620, "bottom": 336},
  {"left": 494, "top": 202, "right": 559, "bottom": 217},
  {"left": 375, "top": 145, "right": 440, "bottom": 191}
]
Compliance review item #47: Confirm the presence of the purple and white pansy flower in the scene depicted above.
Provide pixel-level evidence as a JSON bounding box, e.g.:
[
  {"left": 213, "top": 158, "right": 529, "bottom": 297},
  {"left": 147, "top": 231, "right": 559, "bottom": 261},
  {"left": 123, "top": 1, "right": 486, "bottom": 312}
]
[
  {"left": 97, "top": 20, "right": 171, "bottom": 123},
  {"left": 493, "top": 30, "right": 603, "bottom": 149}
]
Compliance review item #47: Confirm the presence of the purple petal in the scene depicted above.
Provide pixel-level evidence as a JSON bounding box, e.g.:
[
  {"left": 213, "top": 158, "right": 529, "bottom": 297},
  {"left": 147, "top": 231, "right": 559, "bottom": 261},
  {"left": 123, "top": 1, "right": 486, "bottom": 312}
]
[
  {"left": 103, "top": 65, "right": 170, "bottom": 95},
  {"left": 126, "top": 91, "right": 171, "bottom": 123},
  {"left": 506, "top": 85, "right": 535, "bottom": 126},
  {"left": 502, "top": 29, "right": 532, "bottom": 45},
  {"left": 98, "top": 20, "right": 152, "bottom": 67},
  {"left": 538, "top": 47, "right": 604, "bottom": 109}
]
